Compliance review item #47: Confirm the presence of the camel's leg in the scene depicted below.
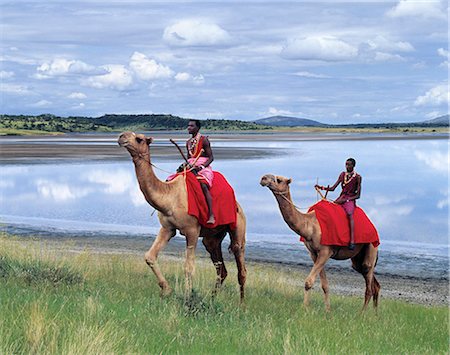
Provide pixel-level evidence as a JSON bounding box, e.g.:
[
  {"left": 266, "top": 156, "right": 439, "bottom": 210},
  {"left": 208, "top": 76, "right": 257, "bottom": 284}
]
[
  {"left": 304, "top": 248, "right": 333, "bottom": 309},
  {"left": 229, "top": 210, "right": 247, "bottom": 302},
  {"left": 360, "top": 244, "right": 379, "bottom": 311},
  {"left": 184, "top": 232, "right": 199, "bottom": 298},
  {"left": 144, "top": 227, "right": 176, "bottom": 296},
  {"left": 319, "top": 269, "right": 331, "bottom": 312},
  {"left": 202, "top": 232, "right": 227, "bottom": 294}
]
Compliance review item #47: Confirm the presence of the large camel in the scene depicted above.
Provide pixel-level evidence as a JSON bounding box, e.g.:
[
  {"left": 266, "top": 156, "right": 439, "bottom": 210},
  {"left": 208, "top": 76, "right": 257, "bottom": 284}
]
[
  {"left": 118, "top": 131, "right": 247, "bottom": 301},
  {"left": 260, "top": 174, "right": 380, "bottom": 311}
]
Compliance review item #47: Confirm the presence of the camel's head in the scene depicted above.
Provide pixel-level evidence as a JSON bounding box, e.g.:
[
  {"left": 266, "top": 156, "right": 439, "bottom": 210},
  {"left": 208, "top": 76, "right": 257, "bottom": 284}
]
[
  {"left": 118, "top": 131, "right": 153, "bottom": 158},
  {"left": 260, "top": 174, "right": 292, "bottom": 194}
]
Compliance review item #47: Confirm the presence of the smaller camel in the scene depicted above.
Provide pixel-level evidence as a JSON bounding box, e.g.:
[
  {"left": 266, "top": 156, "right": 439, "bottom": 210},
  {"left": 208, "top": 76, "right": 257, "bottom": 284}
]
[
  {"left": 118, "top": 132, "right": 247, "bottom": 301},
  {"left": 260, "top": 174, "right": 380, "bottom": 311}
]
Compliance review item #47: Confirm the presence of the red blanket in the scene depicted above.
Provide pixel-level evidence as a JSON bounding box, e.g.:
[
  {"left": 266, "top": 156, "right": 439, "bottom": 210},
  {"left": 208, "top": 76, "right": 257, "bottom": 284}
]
[
  {"left": 180, "top": 171, "right": 237, "bottom": 230},
  {"left": 301, "top": 200, "right": 380, "bottom": 247}
]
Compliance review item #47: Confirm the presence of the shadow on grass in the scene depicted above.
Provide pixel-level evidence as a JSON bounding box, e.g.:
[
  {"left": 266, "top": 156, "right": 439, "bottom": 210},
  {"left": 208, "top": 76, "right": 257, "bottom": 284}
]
[
  {"left": 177, "top": 289, "right": 226, "bottom": 318},
  {"left": 0, "top": 255, "right": 83, "bottom": 286}
]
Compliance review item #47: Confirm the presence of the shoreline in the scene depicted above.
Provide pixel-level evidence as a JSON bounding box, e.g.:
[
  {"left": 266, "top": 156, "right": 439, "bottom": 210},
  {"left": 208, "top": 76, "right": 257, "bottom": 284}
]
[{"left": 5, "top": 232, "right": 448, "bottom": 307}]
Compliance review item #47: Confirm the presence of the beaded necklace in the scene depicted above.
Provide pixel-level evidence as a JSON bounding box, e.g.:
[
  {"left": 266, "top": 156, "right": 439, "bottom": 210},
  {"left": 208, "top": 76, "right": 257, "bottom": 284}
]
[
  {"left": 342, "top": 171, "right": 357, "bottom": 187},
  {"left": 188, "top": 133, "right": 201, "bottom": 157}
]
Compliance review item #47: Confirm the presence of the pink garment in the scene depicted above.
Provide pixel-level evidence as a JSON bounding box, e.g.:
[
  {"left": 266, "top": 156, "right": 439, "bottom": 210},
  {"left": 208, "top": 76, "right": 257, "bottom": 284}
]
[
  {"left": 342, "top": 200, "right": 356, "bottom": 215},
  {"left": 167, "top": 157, "right": 214, "bottom": 187},
  {"left": 188, "top": 157, "right": 213, "bottom": 187}
]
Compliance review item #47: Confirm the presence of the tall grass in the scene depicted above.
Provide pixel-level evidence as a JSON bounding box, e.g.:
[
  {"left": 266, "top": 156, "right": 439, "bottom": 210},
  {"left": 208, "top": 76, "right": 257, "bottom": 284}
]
[{"left": 0, "top": 236, "right": 447, "bottom": 354}]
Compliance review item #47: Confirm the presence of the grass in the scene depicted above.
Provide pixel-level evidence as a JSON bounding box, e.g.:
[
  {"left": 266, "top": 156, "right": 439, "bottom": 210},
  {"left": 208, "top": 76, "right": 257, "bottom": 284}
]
[
  {"left": 0, "top": 235, "right": 448, "bottom": 354},
  {"left": 0, "top": 128, "right": 63, "bottom": 136}
]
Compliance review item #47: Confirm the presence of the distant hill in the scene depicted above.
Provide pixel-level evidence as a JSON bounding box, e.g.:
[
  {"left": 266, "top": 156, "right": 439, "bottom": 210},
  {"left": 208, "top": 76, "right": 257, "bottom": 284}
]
[
  {"left": 254, "top": 116, "right": 325, "bottom": 127},
  {"left": 0, "top": 114, "right": 270, "bottom": 133},
  {"left": 421, "top": 114, "right": 449, "bottom": 126}
]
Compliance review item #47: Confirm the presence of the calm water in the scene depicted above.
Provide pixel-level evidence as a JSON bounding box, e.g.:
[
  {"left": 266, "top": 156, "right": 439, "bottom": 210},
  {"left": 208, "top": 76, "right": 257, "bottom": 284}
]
[{"left": 1, "top": 134, "right": 448, "bottom": 279}]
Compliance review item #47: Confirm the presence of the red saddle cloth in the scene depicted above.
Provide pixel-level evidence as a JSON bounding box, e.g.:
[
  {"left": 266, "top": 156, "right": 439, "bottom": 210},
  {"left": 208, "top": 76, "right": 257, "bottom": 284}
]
[
  {"left": 300, "top": 200, "right": 380, "bottom": 247},
  {"left": 179, "top": 171, "right": 237, "bottom": 230}
]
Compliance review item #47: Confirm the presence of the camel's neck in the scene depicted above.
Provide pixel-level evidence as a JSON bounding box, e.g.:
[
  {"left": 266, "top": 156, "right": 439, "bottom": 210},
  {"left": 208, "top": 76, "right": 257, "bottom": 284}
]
[
  {"left": 273, "top": 191, "right": 313, "bottom": 240},
  {"left": 132, "top": 155, "right": 173, "bottom": 213}
]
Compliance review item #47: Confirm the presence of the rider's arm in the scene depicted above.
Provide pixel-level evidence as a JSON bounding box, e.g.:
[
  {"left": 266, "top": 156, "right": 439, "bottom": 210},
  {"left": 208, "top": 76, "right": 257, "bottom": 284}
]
[
  {"left": 323, "top": 173, "right": 343, "bottom": 192},
  {"left": 199, "top": 137, "right": 214, "bottom": 168}
]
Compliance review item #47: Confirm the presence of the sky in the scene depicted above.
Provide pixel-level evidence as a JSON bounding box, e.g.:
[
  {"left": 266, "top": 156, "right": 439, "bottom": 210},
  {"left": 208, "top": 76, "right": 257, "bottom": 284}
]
[{"left": 1, "top": 0, "right": 448, "bottom": 124}]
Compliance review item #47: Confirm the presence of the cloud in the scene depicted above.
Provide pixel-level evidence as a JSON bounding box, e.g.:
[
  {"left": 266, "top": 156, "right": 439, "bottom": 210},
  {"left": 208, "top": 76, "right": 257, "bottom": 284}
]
[
  {"left": 281, "top": 36, "right": 358, "bottom": 61},
  {"left": 31, "top": 100, "right": 52, "bottom": 107},
  {"left": 367, "top": 35, "right": 414, "bottom": 53},
  {"left": 268, "top": 107, "right": 293, "bottom": 116},
  {"left": 438, "top": 48, "right": 449, "bottom": 67},
  {"left": 0, "top": 70, "right": 14, "bottom": 79},
  {"left": 414, "top": 150, "right": 449, "bottom": 173},
  {"left": 386, "top": 0, "right": 446, "bottom": 20},
  {"left": 36, "top": 58, "right": 95, "bottom": 78},
  {"left": 0, "top": 83, "right": 31, "bottom": 95},
  {"left": 374, "top": 52, "right": 406, "bottom": 62},
  {"left": 294, "top": 71, "right": 330, "bottom": 79},
  {"left": 82, "top": 64, "right": 133, "bottom": 90},
  {"left": 163, "top": 19, "right": 231, "bottom": 46},
  {"left": 129, "top": 52, "right": 174, "bottom": 80},
  {"left": 67, "top": 92, "right": 87, "bottom": 99},
  {"left": 414, "top": 84, "right": 449, "bottom": 106},
  {"left": 175, "top": 72, "right": 205, "bottom": 85}
]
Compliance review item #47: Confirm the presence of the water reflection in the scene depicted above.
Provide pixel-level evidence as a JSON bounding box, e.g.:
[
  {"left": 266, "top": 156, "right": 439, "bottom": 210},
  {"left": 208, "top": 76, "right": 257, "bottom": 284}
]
[{"left": 0, "top": 137, "right": 448, "bottom": 277}]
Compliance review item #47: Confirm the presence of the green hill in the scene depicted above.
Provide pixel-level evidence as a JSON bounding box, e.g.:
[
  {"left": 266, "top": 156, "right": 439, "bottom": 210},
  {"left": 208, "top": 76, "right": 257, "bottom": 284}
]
[{"left": 0, "top": 114, "right": 270, "bottom": 134}]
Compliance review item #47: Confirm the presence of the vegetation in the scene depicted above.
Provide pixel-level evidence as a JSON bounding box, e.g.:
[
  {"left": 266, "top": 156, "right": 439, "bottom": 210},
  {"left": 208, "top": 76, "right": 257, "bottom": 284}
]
[
  {"left": 0, "top": 235, "right": 447, "bottom": 354},
  {"left": 0, "top": 114, "right": 270, "bottom": 134}
]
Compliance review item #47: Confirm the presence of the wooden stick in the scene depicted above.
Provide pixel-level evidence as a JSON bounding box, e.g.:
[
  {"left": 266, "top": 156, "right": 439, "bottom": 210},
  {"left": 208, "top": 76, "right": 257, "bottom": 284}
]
[{"left": 169, "top": 138, "right": 188, "bottom": 163}]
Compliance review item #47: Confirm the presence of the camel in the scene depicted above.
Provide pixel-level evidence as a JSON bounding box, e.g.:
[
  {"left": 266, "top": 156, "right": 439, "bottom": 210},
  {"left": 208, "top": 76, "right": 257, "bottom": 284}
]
[
  {"left": 118, "top": 131, "right": 246, "bottom": 301},
  {"left": 260, "top": 174, "right": 380, "bottom": 312}
]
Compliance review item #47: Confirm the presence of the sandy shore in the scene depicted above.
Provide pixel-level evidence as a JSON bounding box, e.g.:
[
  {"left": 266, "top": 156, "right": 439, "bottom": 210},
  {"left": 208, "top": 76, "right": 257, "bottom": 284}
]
[
  {"left": 1, "top": 131, "right": 448, "bottom": 162},
  {"left": 10, "top": 232, "right": 448, "bottom": 307}
]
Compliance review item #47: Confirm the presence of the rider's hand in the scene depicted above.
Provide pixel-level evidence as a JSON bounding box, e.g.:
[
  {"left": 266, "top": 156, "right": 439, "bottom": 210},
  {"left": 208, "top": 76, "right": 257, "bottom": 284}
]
[{"left": 315, "top": 184, "right": 324, "bottom": 190}]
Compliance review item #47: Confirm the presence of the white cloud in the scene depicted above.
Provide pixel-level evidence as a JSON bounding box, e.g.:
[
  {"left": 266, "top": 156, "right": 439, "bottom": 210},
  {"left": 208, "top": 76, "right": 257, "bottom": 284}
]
[
  {"left": 129, "top": 52, "right": 173, "bottom": 80},
  {"left": 414, "top": 84, "right": 449, "bottom": 106},
  {"left": 387, "top": 0, "right": 446, "bottom": 20},
  {"left": 268, "top": 107, "right": 293, "bottom": 116},
  {"left": 294, "top": 71, "right": 330, "bottom": 79},
  {"left": 437, "top": 198, "right": 448, "bottom": 209},
  {"left": 36, "top": 58, "right": 95, "bottom": 78},
  {"left": 31, "top": 100, "right": 52, "bottom": 107},
  {"left": 67, "top": 92, "right": 87, "bottom": 99},
  {"left": 83, "top": 64, "right": 133, "bottom": 90},
  {"left": 367, "top": 35, "right": 414, "bottom": 53},
  {"left": 425, "top": 111, "right": 442, "bottom": 119},
  {"left": 163, "top": 19, "right": 231, "bottom": 46},
  {"left": 281, "top": 36, "right": 358, "bottom": 61},
  {"left": 437, "top": 48, "right": 449, "bottom": 67},
  {"left": 0, "top": 70, "right": 14, "bottom": 79},
  {"left": 414, "top": 150, "right": 449, "bottom": 173},
  {"left": 374, "top": 52, "right": 406, "bottom": 62},
  {"left": 175, "top": 72, "right": 191, "bottom": 81},
  {"left": 0, "top": 83, "right": 31, "bottom": 95},
  {"left": 175, "top": 72, "right": 205, "bottom": 85}
]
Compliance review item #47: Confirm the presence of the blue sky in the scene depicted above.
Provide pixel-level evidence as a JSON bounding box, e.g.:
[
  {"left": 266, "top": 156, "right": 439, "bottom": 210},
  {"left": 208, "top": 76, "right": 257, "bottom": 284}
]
[{"left": 1, "top": 0, "right": 448, "bottom": 123}]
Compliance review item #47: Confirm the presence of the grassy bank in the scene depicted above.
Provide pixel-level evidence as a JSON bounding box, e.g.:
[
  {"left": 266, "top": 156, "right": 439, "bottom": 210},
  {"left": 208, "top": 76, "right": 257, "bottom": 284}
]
[{"left": 0, "top": 236, "right": 447, "bottom": 354}]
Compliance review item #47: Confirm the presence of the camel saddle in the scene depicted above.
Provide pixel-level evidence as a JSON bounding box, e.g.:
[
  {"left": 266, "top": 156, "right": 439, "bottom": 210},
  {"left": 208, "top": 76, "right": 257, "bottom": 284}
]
[
  {"left": 180, "top": 171, "right": 237, "bottom": 230},
  {"left": 301, "top": 200, "right": 380, "bottom": 247}
]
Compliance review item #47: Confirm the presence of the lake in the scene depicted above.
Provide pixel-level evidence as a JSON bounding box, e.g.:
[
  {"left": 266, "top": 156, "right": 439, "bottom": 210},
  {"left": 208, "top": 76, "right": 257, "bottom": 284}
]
[{"left": 0, "top": 132, "right": 448, "bottom": 279}]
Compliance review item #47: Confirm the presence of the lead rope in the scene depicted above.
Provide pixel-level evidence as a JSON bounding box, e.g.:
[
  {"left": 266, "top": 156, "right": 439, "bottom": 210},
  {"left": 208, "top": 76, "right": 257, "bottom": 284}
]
[{"left": 273, "top": 191, "right": 308, "bottom": 211}]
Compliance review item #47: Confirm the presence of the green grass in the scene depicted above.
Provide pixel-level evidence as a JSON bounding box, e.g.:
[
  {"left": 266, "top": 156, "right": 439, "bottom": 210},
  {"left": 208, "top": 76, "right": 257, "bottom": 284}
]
[
  {"left": 0, "top": 236, "right": 448, "bottom": 354},
  {"left": 0, "top": 128, "right": 63, "bottom": 136}
]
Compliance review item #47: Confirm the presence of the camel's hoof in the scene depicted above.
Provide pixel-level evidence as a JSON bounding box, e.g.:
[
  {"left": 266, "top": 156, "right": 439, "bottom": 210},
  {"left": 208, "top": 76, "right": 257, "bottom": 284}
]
[{"left": 160, "top": 287, "right": 173, "bottom": 298}]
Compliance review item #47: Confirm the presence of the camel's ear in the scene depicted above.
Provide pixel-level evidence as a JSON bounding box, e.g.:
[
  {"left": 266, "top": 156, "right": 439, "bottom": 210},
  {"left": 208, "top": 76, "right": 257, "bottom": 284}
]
[
  {"left": 287, "top": 178, "right": 292, "bottom": 185},
  {"left": 146, "top": 137, "right": 153, "bottom": 145}
]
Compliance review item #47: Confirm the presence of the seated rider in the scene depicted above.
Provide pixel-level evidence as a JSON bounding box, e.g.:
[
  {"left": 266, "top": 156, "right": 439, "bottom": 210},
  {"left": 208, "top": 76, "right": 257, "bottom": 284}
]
[
  {"left": 315, "top": 158, "right": 361, "bottom": 250},
  {"left": 182, "top": 119, "right": 215, "bottom": 224}
]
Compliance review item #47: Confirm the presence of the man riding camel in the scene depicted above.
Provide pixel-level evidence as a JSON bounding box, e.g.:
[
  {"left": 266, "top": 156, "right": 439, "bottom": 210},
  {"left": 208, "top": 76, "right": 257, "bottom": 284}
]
[
  {"left": 315, "top": 158, "right": 361, "bottom": 250},
  {"left": 168, "top": 119, "right": 215, "bottom": 224}
]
